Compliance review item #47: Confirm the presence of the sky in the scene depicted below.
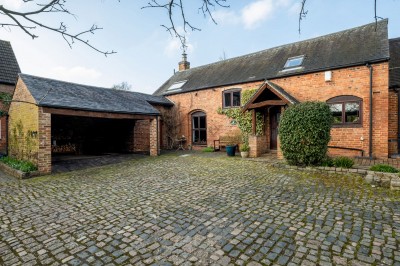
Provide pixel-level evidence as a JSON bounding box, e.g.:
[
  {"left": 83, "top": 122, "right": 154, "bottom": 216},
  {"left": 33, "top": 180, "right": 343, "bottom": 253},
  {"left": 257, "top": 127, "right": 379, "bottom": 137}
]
[{"left": 1, "top": 0, "right": 400, "bottom": 94}]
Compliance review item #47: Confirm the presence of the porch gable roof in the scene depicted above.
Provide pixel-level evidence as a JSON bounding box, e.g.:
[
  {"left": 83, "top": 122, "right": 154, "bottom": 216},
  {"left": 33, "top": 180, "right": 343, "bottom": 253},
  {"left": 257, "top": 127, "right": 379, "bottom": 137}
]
[{"left": 242, "top": 80, "right": 299, "bottom": 112}]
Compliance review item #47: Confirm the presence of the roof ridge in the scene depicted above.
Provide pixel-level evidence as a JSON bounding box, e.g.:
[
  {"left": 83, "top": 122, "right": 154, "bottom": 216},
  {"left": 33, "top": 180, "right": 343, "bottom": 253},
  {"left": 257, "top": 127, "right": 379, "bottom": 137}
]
[{"left": 181, "top": 19, "right": 388, "bottom": 73}]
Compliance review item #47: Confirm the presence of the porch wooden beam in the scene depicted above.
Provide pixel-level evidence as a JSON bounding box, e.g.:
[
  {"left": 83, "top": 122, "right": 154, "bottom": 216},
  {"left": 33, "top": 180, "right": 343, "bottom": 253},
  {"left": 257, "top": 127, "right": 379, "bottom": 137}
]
[
  {"left": 41, "top": 107, "right": 156, "bottom": 120},
  {"left": 248, "top": 100, "right": 286, "bottom": 109},
  {"left": 252, "top": 110, "right": 256, "bottom": 135}
]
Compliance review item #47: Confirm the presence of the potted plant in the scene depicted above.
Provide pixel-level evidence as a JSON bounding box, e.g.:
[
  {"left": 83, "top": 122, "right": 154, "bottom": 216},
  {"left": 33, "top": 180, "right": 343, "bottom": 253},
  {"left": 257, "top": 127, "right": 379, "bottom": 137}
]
[
  {"left": 240, "top": 143, "right": 250, "bottom": 158},
  {"left": 226, "top": 142, "right": 237, "bottom": 156}
]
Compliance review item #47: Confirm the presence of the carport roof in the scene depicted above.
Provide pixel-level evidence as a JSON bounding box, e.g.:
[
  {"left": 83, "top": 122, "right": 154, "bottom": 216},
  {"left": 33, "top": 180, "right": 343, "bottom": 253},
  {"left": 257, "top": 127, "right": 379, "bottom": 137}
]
[{"left": 19, "top": 74, "right": 172, "bottom": 115}]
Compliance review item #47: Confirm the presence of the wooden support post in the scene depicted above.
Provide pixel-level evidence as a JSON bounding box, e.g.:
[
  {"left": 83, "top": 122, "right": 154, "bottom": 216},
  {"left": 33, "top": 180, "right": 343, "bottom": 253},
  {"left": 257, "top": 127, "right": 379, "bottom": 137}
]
[{"left": 252, "top": 110, "right": 256, "bottom": 135}]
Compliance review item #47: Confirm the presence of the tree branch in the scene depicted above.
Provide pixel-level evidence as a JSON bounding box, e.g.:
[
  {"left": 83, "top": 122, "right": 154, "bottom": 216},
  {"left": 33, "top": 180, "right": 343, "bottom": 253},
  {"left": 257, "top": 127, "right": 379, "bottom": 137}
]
[
  {"left": 0, "top": 0, "right": 116, "bottom": 56},
  {"left": 143, "top": 0, "right": 229, "bottom": 50}
]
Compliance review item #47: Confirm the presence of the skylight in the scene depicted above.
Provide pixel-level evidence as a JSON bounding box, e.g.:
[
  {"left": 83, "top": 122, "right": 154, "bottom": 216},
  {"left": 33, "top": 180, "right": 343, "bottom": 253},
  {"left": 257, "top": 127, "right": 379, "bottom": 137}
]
[
  {"left": 167, "top": 80, "right": 187, "bottom": 92},
  {"left": 284, "top": 55, "right": 304, "bottom": 69}
]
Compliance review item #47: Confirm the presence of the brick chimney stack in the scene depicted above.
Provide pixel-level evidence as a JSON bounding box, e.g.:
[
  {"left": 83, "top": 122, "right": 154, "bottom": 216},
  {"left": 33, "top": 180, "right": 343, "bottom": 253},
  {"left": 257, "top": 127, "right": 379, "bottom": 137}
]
[{"left": 178, "top": 53, "right": 190, "bottom": 71}]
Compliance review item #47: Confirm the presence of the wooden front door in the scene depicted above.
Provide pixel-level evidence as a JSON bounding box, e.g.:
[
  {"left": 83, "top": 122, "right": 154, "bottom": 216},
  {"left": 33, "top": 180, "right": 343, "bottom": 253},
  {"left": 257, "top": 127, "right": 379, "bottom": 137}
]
[{"left": 270, "top": 107, "right": 281, "bottom": 150}]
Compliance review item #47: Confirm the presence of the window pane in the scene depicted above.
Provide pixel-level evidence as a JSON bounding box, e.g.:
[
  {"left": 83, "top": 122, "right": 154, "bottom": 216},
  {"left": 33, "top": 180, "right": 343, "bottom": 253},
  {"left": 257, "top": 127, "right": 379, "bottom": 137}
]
[
  {"left": 232, "top": 92, "right": 241, "bottom": 106},
  {"left": 224, "top": 92, "right": 231, "bottom": 107},
  {"left": 193, "top": 130, "right": 200, "bottom": 143},
  {"left": 345, "top": 102, "right": 360, "bottom": 123},
  {"left": 330, "top": 103, "right": 343, "bottom": 124},
  {"left": 285, "top": 56, "right": 304, "bottom": 68},
  {"left": 199, "top": 116, "right": 206, "bottom": 129},
  {"left": 193, "top": 117, "right": 199, "bottom": 129},
  {"left": 199, "top": 130, "right": 207, "bottom": 144}
]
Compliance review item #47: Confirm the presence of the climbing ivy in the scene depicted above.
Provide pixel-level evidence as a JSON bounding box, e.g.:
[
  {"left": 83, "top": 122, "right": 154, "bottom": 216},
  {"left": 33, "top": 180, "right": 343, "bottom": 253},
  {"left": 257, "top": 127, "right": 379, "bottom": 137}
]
[
  {"left": 0, "top": 92, "right": 12, "bottom": 117},
  {"left": 217, "top": 89, "right": 264, "bottom": 144}
]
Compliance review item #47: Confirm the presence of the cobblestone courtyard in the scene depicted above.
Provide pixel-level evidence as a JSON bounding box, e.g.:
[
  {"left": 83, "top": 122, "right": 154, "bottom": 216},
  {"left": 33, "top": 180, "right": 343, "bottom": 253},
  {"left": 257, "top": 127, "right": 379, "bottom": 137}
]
[{"left": 1, "top": 152, "right": 400, "bottom": 265}]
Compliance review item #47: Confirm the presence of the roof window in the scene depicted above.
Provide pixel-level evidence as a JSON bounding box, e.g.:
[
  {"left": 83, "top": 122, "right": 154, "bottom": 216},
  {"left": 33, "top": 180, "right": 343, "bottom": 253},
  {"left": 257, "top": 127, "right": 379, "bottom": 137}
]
[
  {"left": 284, "top": 55, "right": 304, "bottom": 69},
  {"left": 167, "top": 80, "right": 187, "bottom": 92}
]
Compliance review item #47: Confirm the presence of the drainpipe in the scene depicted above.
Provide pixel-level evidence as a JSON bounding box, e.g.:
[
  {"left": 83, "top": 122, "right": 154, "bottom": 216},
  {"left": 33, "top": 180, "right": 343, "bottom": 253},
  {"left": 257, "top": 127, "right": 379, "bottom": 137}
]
[
  {"left": 366, "top": 63, "right": 373, "bottom": 159},
  {"left": 157, "top": 115, "right": 160, "bottom": 155},
  {"left": 5, "top": 114, "right": 9, "bottom": 156},
  {"left": 397, "top": 88, "right": 400, "bottom": 154}
]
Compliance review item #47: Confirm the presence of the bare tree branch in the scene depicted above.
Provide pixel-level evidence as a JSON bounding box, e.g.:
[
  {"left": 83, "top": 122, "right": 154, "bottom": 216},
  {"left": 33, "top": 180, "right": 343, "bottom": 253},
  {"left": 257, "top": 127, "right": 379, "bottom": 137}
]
[
  {"left": 142, "top": 0, "right": 229, "bottom": 50},
  {"left": 299, "top": 0, "right": 384, "bottom": 34},
  {"left": 0, "top": 0, "right": 116, "bottom": 56}
]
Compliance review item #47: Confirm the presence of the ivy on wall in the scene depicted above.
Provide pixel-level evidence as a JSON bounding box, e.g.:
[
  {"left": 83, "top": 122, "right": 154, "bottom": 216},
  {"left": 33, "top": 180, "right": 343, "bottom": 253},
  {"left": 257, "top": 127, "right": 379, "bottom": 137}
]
[
  {"left": 217, "top": 89, "right": 264, "bottom": 144},
  {"left": 9, "top": 120, "right": 38, "bottom": 164},
  {"left": 0, "top": 92, "right": 12, "bottom": 117}
]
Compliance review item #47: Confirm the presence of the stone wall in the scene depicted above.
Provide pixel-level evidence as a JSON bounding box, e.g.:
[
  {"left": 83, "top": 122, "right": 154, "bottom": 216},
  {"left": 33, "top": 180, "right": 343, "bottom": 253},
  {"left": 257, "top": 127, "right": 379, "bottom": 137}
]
[{"left": 8, "top": 79, "right": 39, "bottom": 165}]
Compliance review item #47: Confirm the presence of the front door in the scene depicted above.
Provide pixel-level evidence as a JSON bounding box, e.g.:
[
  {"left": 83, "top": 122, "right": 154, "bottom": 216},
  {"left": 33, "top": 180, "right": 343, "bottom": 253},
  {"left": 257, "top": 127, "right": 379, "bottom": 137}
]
[{"left": 270, "top": 107, "right": 281, "bottom": 150}]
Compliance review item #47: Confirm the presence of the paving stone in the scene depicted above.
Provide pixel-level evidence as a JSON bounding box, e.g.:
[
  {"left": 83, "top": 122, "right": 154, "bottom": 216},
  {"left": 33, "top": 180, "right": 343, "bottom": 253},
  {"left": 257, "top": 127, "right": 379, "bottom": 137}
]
[{"left": 0, "top": 152, "right": 399, "bottom": 265}]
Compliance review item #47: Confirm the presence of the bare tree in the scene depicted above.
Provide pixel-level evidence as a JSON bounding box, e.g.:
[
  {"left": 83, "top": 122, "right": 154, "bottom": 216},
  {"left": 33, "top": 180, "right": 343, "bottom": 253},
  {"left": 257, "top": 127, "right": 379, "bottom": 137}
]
[
  {"left": 0, "top": 0, "right": 116, "bottom": 56},
  {"left": 143, "top": 0, "right": 229, "bottom": 49},
  {"left": 112, "top": 81, "right": 132, "bottom": 91},
  {"left": 160, "top": 103, "right": 182, "bottom": 149},
  {"left": 298, "top": 0, "right": 383, "bottom": 34}
]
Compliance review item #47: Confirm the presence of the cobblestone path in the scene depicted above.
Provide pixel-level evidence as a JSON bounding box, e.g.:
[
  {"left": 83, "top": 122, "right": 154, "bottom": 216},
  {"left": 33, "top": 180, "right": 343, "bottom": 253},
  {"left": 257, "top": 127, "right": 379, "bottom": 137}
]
[{"left": 1, "top": 153, "right": 399, "bottom": 265}]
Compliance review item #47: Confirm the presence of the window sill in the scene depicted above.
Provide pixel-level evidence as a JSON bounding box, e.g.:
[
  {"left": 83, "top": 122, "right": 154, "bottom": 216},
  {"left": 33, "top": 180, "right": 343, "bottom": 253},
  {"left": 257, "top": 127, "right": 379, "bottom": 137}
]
[{"left": 332, "top": 123, "right": 363, "bottom": 128}]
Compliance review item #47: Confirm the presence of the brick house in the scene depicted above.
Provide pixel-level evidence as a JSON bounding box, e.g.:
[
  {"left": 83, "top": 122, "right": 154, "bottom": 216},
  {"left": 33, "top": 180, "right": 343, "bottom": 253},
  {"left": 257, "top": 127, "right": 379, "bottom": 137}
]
[
  {"left": 8, "top": 74, "right": 172, "bottom": 174},
  {"left": 154, "top": 20, "right": 400, "bottom": 159},
  {"left": 0, "top": 40, "right": 20, "bottom": 155}
]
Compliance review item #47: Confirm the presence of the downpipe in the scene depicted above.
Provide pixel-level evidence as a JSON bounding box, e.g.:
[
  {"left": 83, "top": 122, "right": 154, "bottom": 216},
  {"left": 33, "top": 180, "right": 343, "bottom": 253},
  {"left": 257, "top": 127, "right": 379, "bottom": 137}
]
[{"left": 366, "top": 63, "right": 373, "bottom": 159}]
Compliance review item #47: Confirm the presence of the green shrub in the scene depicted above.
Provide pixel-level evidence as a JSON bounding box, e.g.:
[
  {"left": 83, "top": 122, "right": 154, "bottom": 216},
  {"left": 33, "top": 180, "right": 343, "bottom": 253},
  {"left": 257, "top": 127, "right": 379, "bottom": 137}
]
[
  {"left": 279, "top": 102, "right": 333, "bottom": 166},
  {"left": 332, "top": 156, "right": 354, "bottom": 168},
  {"left": 369, "top": 164, "right": 399, "bottom": 173},
  {"left": 320, "top": 156, "right": 334, "bottom": 167},
  {"left": 0, "top": 156, "right": 37, "bottom": 172},
  {"left": 240, "top": 143, "right": 250, "bottom": 152},
  {"left": 202, "top": 146, "right": 214, "bottom": 152}
]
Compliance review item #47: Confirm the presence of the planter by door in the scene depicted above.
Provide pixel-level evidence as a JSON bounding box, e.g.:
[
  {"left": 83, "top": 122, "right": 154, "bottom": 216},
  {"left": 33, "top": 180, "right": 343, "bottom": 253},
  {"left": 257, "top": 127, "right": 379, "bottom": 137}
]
[{"left": 226, "top": 145, "right": 236, "bottom": 156}]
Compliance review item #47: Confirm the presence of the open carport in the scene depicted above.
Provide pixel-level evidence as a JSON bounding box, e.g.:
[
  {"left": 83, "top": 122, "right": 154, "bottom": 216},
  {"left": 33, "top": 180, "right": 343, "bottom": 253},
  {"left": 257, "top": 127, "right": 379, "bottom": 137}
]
[{"left": 8, "top": 74, "right": 173, "bottom": 174}]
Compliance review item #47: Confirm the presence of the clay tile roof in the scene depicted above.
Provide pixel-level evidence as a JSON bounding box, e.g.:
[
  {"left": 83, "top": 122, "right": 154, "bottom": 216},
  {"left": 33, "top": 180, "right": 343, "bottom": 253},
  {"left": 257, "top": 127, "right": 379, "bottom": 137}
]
[
  {"left": 19, "top": 74, "right": 172, "bottom": 116},
  {"left": 0, "top": 40, "right": 20, "bottom": 85},
  {"left": 390, "top": 38, "right": 400, "bottom": 88},
  {"left": 154, "top": 20, "right": 390, "bottom": 96}
]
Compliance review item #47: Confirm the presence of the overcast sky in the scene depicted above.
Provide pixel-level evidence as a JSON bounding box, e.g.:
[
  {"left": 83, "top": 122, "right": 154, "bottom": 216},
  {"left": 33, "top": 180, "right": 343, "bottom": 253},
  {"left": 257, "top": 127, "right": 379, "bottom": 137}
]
[{"left": 1, "top": 0, "right": 400, "bottom": 94}]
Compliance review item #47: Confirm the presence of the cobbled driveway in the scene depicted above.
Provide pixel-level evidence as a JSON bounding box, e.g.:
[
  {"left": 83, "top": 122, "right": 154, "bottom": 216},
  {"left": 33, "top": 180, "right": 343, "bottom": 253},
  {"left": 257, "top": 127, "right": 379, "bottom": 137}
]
[{"left": 1, "top": 152, "right": 399, "bottom": 266}]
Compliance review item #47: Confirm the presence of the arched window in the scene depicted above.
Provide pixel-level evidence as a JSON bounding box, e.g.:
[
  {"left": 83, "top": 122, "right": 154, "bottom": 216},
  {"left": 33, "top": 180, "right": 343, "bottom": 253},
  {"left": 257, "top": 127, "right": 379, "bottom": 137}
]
[
  {"left": 327, "top": 95, "right": 362, "bottom": 126},
  {"left": 192, "top": 111, "right": 207, "bottom": 145}
]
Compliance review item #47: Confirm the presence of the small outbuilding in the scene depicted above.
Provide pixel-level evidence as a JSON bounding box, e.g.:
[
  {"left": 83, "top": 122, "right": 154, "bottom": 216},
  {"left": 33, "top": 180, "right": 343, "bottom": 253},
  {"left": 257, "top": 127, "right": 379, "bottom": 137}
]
[{"left": 8, "top": 74, "right": 172, "bottom": 174}]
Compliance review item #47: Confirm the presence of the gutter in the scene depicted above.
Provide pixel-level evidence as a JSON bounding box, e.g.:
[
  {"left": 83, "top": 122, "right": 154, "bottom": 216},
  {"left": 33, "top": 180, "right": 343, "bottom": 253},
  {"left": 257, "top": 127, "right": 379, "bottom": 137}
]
[{"left": 366, "top": 63, "right": 373, "bottom": 159}]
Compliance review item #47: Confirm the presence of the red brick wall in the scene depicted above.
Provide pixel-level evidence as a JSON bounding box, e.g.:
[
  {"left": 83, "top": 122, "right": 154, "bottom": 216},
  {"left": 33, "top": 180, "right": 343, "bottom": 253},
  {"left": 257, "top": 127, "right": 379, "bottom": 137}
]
[
  {"left": 134, "top": 120, "right": 150, "bottom": 152},
  {"left": 270, "top": 62, "right": 389, "bottom": 158},
  {"left": 166, "top": 62, "right": 392, "bottom": 158},
  {"left": 166, "top": 81, "right": 264, "bottom": 148},
  {"left": 0, "top": 83, "right": 15, "bottom": 154},
  {"left": 388, "top": 89, "right": 398, "bottom": 156}
]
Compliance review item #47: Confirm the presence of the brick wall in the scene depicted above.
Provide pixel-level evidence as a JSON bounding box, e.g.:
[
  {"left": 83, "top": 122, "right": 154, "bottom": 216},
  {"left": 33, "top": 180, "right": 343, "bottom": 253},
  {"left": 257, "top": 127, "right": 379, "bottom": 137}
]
[
  {"left": 134, "top": 120, "right": 150, "bottom": 152},
  {"left": 166, "top": 62, "right": 392, "bottom": 158},
  {"left": 8, "top": 79, "right": 40, "bottom": 164},
  {"left": 270, "top": 62, "right": 390, "bottom": 158},
  {"left": 38, "top": 107, "right": 51, "bottom": 174},
  {"left": 0, "top": 83, "right": 15, "bottom": 154},
  {"left": 166, "top": 81, "right": 264, "bottom": 148},
  {"left": 388, "top": 89, "right": 398, "bottom": 156}
]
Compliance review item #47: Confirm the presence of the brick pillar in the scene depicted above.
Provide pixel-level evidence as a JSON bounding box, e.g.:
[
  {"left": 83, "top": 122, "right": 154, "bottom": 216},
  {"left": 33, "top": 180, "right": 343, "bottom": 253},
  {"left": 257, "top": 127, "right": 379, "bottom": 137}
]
[
  {"left": 38, "top": 108, "right": 51, "bottom": 174},
  {"left": 149, "top": 117, "right": 159, "bottom": 156}
]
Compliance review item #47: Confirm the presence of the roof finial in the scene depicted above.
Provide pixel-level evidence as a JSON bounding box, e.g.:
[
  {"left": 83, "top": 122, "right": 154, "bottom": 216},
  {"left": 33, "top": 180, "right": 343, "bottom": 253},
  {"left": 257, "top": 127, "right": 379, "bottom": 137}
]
[{"left": 179, "top": 36, "right": 190, "bottom": 71}]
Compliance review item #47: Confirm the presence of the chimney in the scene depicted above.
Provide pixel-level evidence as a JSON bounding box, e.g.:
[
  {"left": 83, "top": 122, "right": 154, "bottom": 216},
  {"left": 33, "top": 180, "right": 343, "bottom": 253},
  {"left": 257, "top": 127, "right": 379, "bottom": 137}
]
[{"left": 178, "top": 53, "right": 190, "bottom": 71}]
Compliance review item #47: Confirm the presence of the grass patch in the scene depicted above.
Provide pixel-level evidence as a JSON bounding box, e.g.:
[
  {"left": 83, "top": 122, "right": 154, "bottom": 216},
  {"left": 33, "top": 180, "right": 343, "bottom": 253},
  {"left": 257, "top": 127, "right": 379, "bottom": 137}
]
[
  {"left": 0, "top": 156, "right": 38, "bottom": 172},
  {"left": 369, "top": 164, "right": 399, "bottom": 173},
  {"left": 202, "top": 147, "right": 214, "bottom": 152}
]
